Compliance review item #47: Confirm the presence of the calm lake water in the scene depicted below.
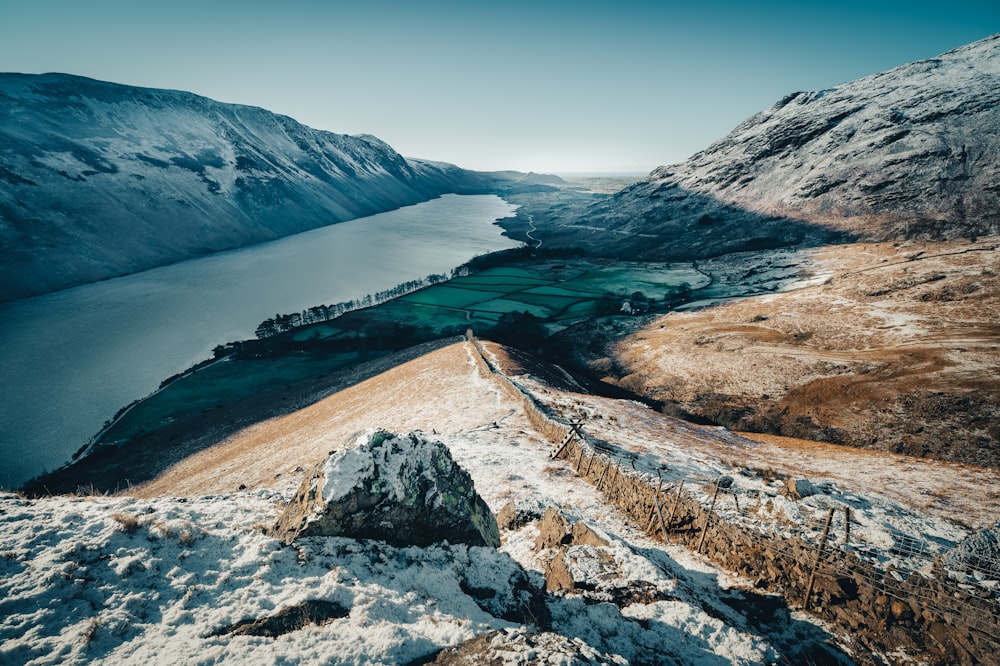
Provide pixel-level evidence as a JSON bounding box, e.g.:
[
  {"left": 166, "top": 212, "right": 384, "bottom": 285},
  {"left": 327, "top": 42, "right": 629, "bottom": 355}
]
[{"left": 0, "top": 194, "right": 520, "bottom": 489}]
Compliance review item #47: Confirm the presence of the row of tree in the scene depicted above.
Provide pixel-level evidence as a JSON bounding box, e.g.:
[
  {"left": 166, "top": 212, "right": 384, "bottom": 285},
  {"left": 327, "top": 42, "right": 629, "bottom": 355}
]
[
  {"left": 253, "top": 273, "right": 450, "bottom": 339},
  {"left": 252, "top": 245, "right": 588, "bottom": 340}
]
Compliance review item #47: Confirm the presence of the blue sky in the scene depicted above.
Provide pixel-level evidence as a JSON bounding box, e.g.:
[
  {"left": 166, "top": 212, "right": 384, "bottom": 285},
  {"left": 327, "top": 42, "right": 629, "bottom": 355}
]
[{"left": 2, "top": 1, "right": 997, "bottom": 173}]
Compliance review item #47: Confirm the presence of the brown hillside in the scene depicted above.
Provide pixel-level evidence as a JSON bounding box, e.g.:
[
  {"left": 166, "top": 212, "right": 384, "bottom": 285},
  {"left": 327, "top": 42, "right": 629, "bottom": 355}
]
[{"left": 599, "top": 238, "right": 1000, "bottom": 466}]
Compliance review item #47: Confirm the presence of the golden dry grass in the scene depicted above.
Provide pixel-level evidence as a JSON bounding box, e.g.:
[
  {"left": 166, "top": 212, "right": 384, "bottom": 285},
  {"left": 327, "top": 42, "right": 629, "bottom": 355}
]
[
  {"left": 133, "top": 342, "right": 525, "bottom": 498},
  {"left": 610, "top": 237, "right": 1000, "bottom": 465}
]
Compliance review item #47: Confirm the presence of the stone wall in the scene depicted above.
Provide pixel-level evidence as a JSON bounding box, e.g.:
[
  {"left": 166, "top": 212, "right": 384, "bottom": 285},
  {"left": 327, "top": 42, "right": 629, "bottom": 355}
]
[{"left": 466, "top": 334, "right": 1000, "bottom": 665}]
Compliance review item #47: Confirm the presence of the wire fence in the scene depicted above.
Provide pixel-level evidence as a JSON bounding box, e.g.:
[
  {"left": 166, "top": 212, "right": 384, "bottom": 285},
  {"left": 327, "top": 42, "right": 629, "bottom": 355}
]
[{"left": 465, "top": 334, "right": 1000, "bottom": 661}]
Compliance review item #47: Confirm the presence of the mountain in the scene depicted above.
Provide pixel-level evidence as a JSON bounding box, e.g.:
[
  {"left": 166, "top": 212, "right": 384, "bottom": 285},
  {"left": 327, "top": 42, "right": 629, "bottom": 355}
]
[
  {"left": 0, "top": 74, "right": 497, "bottom": 302},
  {"left": 560, "top": 34, "right": 1000, "bottom": 258}
]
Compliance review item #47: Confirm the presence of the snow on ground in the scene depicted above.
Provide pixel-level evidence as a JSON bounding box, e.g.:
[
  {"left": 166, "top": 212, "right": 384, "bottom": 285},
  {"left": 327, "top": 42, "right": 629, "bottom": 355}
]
[
  {"left": 1, "top": 341, "right": 850, "bottom": 665},
  {"left": 485, "top": 340, "right": 998, "bottom": 583},
  {"left": 7, "top": 337, "right": 993, "bottom": 664},
  {"left": 0, "top": 491, "right": 521, "bottom": 665}
]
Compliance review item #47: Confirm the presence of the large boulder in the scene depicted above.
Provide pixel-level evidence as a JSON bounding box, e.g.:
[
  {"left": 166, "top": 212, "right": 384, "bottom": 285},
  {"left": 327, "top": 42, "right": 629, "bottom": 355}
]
[{"left": 274, "top": 430, "right": 500, "bottom": 548}]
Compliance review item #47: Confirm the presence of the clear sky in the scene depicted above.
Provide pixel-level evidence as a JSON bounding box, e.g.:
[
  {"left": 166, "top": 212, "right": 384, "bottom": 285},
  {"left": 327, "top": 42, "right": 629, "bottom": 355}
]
[{"left": 2, "top": 1, "right": 997, "bottom": 173}]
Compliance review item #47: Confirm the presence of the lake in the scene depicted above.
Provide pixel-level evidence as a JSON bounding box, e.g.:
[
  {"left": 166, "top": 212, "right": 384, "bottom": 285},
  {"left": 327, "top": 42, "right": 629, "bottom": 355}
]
[{"left": 0, "top": 194, "right": 520, "bottom": 489}]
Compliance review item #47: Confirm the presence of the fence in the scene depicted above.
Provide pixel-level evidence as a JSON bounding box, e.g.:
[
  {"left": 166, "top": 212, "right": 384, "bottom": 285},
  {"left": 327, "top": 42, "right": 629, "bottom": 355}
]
[{"left": 466, "top": 333, "right": 1000, "bottom": 664}]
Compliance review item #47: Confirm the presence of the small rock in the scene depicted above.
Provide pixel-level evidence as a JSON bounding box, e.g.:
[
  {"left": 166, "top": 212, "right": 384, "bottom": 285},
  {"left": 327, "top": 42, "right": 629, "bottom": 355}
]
[
  {"left": 785, "top": 478, "right": 821, "bottom": 499},
  {"left": 534, "top": 507, "right": 571, "bottom": 551},
  {"left": 545, "top": 545, "right": 619, "bottom": 594},
  {"left": 570, "top": 520, "right": 610, "bottom": 547},
  {"left": 497, "top": 498, "right": 546, "bottom": 531}
]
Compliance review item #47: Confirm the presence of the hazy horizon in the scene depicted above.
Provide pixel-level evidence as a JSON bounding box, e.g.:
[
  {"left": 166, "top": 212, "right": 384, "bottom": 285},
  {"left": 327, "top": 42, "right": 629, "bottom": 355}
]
[{"left": 3, "top": 1, "right": 998, "bottom": 173}]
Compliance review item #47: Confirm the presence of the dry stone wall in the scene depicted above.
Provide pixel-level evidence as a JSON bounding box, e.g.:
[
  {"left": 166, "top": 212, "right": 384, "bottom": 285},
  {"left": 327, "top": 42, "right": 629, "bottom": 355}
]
[{"left": 466, "top": 334, "right": 1000, "bottom": 665}]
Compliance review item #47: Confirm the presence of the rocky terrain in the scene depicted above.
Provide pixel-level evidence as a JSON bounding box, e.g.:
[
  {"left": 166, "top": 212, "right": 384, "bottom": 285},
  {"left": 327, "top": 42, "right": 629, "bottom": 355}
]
[
  {"left": 0, "top": 74, "right": 513, "bottom": 301},
  {"left": 517, "top": 34, "right": 1000, "bottom": 260}
]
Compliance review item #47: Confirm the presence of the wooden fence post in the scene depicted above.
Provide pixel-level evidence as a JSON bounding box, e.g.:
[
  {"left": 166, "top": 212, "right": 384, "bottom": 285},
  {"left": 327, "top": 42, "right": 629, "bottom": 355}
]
[
  {"left": 552, "top": 420, "right": 584, "bottom": 459},
  {"left": 596, "top": 457, "right": 611, "bottom": 490},
  {"left": 843, "top": 506, "right": 851, "bottom": 546},
  {"left": 647, "top": 474, "right": 664, "bottom": 531},
  {"left": 697, "top": 478, "right": 723, "bottom": 554},
  {"left": 664, "top": 480, "right": 685, "bottom": 538},
  {"left": 604, "top": 459, "right": 621, "bottom": 494},
  {"left": 653, "top": 492, "right": 670, "bottom": 541},
  {"left": 804, "top": 507, "right": 836, "bottom": 610}
]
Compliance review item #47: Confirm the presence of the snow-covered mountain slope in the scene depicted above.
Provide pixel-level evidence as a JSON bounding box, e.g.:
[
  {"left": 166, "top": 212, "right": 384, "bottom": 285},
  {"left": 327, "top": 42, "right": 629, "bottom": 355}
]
[
  {"left": 0, "top": 74, "right": 488, "bottom": 302},
  {"left": 576, "top": 34, "right": 1000, "bottom": 258}
]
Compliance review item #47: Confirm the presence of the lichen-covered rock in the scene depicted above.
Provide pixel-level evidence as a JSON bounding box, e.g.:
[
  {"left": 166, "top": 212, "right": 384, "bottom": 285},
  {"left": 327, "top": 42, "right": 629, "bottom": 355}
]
[{"left": 274, "top": 430, "right": 500, "bottom": 548}]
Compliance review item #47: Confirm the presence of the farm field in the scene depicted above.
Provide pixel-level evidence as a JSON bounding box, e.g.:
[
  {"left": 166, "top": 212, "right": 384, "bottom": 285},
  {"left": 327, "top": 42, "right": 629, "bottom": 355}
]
[{"left": 392, "top": 260, "right": 708, "bottom": 325}]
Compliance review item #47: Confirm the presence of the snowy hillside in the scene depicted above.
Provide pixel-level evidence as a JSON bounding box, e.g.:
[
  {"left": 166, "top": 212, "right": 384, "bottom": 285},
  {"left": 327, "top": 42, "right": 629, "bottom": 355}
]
[
  {"left": 0, "top": 74, "right": 488, "bottom": 301},
  {"left": 574, "top": 34, "right": 1000, "bottom": 259},
  {"left": 9, "top": 339, "right": 995, "bottom": 664}
]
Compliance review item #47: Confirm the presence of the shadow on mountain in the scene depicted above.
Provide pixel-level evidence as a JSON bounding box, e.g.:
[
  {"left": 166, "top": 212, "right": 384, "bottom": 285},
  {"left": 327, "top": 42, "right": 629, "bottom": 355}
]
[{"left": 513, "top": 179, "right": 858, "bottom": 261}]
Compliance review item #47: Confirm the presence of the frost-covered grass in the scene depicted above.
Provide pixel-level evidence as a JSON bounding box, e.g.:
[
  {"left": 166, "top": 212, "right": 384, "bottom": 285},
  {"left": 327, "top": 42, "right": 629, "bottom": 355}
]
[
  {"left": 0, "top": 491, "right": 522, "bottom": 666},
  {"left": 0, "top": 484, "right": 803, "bottom": 666},
  {"left": 13, "top": 333, "right": 993, "bottom": 663}
]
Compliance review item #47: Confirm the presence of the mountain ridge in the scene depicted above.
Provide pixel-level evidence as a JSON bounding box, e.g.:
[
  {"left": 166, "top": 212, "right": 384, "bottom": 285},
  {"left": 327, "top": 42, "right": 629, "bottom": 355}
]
[
  {"left": 0, "top": 73, "right": 502, "bottom": 302},
  {"left": 532, "top": 34, "right": 1000, "bottom": 259}
]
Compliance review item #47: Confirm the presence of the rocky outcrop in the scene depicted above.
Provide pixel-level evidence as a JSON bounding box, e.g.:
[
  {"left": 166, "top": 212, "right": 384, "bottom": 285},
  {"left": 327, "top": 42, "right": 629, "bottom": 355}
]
[
  {"left": 273, "top": 430, "right": 500, "bottom": 548},
  {"left": 429, "top": 628, "right": 624, "bottom": 665},
  {"left": 524, "top": 507, "right": 671, "bottom": 606}
]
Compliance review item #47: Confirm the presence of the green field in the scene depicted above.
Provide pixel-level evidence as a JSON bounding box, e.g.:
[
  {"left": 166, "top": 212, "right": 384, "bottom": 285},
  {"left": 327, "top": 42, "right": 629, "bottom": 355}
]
[
  {"left": 91, "top": 258, "right": 711, "bottom": 453},
  {"left": 382, "top": 261, "right": 704, "bottom": 326}
]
